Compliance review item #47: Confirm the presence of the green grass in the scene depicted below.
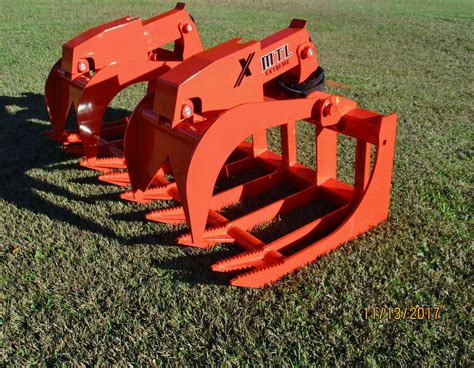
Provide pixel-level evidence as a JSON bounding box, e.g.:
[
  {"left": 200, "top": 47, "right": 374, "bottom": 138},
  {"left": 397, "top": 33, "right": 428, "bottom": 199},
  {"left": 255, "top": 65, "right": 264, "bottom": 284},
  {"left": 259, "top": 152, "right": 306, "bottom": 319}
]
[{"left": 0, "top": 0, "right": 472, "bottom": 365}]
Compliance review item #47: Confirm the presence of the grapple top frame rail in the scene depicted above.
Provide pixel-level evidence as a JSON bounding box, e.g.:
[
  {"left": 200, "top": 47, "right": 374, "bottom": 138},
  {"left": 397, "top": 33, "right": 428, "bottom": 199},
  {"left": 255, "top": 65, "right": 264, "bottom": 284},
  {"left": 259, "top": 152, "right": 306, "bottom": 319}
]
[
  {"left": 122, "top": 19, "right": 397, "bottom": 288},
  {"left": 44, "top": 2, "right": 203, "bottom": 171}
]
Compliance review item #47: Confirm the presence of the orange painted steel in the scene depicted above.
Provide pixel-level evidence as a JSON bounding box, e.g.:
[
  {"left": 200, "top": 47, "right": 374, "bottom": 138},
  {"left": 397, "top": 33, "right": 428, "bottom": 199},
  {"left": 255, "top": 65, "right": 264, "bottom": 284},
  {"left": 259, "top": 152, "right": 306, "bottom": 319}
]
[
  {"left": 44, "top": 3, "right": 203, "bottom": 171},
  {"left": 122, "top": 19, "right": 397, "bottom": 288}
]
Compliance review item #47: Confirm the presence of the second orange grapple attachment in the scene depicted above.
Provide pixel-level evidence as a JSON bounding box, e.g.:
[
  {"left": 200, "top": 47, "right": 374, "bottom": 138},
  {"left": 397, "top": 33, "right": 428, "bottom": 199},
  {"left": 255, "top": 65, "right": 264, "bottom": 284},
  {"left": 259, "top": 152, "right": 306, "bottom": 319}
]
[
  {"left": 122, "top": 19, "right": 397, "bottom": 288},
  {"left": 44, "top": 3, "right": 203, "bottom": 171}
]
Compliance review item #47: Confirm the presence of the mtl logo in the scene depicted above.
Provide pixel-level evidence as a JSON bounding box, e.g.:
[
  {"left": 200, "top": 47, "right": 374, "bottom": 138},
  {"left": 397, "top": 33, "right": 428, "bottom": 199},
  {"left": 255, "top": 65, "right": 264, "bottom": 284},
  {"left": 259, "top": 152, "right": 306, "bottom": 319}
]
[{"left": 261, "top": 44, "right": 292, "bottom": 73}]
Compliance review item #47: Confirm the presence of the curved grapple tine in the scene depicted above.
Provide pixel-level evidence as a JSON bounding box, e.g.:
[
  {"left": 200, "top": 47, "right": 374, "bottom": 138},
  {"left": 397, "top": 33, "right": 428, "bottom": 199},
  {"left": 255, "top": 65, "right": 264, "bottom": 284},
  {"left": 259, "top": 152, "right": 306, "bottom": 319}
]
[
  {"left": 182, "top": 100, "right": 317, "bottom": 246},
  {"left": 78, "top": 63, "right": 176, "bottom": 161},
  {"left": 75, "top": 69, "right": 123, "bottom": 161},
  {"left": 44, "top": 59, "right": 73, "bottom": 142},
  {"left": 125, "top": 93, "right": 170, "bottom": 192}
]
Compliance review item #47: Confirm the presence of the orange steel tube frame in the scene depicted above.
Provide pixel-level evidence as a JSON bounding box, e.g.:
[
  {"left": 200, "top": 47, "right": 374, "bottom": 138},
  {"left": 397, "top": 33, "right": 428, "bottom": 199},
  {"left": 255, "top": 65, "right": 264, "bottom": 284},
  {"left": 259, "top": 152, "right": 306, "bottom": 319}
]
[
  {"left": 120, "top": 20, "right": 397, "bottom": 288},
  {"left": 44, "top": 3, "right": 203, "bottom": 171}
]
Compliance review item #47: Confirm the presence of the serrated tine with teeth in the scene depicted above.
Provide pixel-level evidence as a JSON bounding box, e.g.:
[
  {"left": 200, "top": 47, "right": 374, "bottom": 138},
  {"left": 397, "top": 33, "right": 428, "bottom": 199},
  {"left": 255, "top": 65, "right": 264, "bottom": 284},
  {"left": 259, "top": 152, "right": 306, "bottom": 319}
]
[
  {"left": 80, "top": 156, "right": 126, "bottom": 171},
  {"left": 230, "top": 260, "right": 287, "bottom": 288},
  {"left": 63, "top": 133, "right": 82, "bottom": 144},
  {"left": 212, "top": 248, "right": 285, "bottom": 273},
  {"left": 176, "top": 225, "right": 233, "bottom": 248},
  {"left": 212, "top": 249, "right": 267, "bottom": 272},
  {"left": 98, "top": 171, "right": 130, "bottom": 187},
  {"left": 120, "top": 186, "right": 175, "bottom": 202},
  {"left": 146, "top": 206, "right": 186, "bottom": 224}
]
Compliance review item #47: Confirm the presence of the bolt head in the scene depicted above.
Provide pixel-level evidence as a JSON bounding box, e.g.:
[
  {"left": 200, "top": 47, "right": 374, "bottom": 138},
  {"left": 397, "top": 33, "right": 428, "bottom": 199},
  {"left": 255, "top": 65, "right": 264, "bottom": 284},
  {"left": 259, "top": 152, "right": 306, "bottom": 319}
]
[
  {"left": 185, "top": 23, "right": 193, "bottom": 33},
  {"left": 182, "top": 105, "right": 193, "bottom": 118},
  {"left": 323, "top": 103, "right": 337, "bottom": 118},
  {"left": 306, "top": 48, "right": 314, "bottom": 57}
]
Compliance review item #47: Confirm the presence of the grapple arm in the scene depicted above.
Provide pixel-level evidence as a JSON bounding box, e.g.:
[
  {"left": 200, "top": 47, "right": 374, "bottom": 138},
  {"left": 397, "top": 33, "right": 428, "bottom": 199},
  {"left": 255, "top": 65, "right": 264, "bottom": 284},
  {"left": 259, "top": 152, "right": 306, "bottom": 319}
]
[
  {"left": 150, "top": 19, "right": 318, "bottom": 126},
  {"left": 61, "top": 3, "right": 201, "bottom": 78}
]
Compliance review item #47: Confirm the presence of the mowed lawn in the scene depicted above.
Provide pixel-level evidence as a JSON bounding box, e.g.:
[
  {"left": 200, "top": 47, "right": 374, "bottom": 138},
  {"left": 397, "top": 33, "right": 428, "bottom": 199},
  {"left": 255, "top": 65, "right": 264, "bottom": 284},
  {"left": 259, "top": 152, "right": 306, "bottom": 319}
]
[{"left": 0, "top": 0, "right": 472, "bottom": 365}]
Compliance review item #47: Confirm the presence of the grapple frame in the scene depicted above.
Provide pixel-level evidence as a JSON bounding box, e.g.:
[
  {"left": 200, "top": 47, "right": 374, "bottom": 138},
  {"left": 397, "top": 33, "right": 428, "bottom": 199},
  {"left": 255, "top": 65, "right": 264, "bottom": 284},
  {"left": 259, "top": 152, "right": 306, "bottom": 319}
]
[
  {"left": 44, "top": 3, "right": 203, "bottom": 171},
  {"left": 121, "top": 20, "right": 397, "bottom": 288}
]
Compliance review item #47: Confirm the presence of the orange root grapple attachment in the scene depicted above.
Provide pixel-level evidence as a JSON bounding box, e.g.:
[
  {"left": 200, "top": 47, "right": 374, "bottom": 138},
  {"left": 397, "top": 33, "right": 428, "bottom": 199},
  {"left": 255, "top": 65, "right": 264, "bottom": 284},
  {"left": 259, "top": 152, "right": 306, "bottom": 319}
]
[
  {"left": 44, "top": 3, "right": 203, "bottom": 171},
  {"left": 123, "top": 20, "right": 398, "bottom": 288}
]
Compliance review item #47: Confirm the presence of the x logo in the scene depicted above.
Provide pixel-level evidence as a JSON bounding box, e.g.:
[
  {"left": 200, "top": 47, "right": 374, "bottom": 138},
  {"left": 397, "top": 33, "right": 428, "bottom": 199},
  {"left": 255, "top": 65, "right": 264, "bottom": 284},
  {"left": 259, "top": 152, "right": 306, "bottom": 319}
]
[{"left": 234, "top": 52, "right": 255, "bottom": 88}]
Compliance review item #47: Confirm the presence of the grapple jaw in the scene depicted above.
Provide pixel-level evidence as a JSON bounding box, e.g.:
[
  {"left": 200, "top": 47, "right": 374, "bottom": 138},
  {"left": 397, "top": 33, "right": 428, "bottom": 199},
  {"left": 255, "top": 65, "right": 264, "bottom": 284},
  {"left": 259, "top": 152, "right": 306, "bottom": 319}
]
[
  {"left": 44, "top": 2, "right": 203, "bottom": 170},
  {"left": 123, "top": 21, "right": 398, "bottom": 287}
]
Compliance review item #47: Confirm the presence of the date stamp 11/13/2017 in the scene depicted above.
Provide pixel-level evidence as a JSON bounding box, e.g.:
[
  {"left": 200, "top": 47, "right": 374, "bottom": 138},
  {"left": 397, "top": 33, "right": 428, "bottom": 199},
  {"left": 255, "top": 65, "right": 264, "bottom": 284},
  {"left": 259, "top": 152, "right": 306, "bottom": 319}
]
[{"left": 363, "top": 306, "right": 440, "bottom": 321}]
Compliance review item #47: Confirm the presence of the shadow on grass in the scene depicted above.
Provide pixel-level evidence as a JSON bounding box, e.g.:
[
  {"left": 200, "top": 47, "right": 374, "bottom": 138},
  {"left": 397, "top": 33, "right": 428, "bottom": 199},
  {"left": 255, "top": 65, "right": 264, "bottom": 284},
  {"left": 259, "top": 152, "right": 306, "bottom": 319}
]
[
  {"left": 0, "top": 92, "right": 235, "bottom": 286},
  {"left": 150, "top": 247, "right": 241, "bottom": 286},
  {"left": 0, "top": 93, "right": 130, "bottom": 238}
]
